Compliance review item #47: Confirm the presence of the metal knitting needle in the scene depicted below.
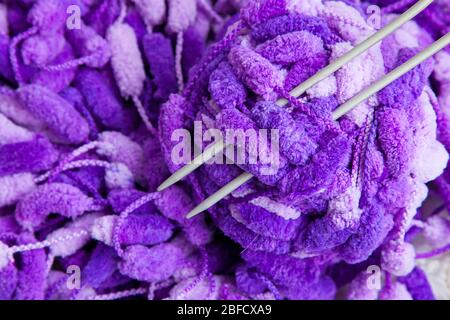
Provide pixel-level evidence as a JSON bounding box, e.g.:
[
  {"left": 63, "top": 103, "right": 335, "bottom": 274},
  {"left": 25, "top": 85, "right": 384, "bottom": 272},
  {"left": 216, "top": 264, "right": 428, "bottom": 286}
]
[
  {"left": 157, "top": 140, "right": 225, "bottom": 191},
  {"left": 157, "top": 0, "right": 433, "bottom": 192},
  {"left": 186, "top": 32, "right": 450, "bottom": 219}
]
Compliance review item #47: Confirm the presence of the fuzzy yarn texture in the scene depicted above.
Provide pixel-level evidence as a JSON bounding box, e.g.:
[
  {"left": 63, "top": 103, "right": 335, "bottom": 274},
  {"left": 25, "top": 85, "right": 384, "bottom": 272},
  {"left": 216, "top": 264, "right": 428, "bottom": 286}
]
[{"left": 0, "top": 0, "right": 449, "bottom": 301}]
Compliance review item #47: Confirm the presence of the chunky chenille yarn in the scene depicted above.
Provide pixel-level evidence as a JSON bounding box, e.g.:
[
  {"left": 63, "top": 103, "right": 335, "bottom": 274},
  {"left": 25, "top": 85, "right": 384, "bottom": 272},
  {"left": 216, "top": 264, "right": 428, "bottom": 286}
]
[{"left": 159, "top": 0, "right": 450, "bottom": 299}]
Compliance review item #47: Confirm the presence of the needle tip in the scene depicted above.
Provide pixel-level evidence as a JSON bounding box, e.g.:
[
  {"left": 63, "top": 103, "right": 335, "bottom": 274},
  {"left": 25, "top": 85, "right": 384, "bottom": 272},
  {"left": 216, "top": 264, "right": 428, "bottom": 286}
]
[
  {"left": 186, "top": 206, "right": 204, "bottom": 219},
  {"left": 156, "top": 184, "right": 167, "bottom": 192},
  {"left": 157, "top": 178, "right": 175, "bottom": 192}
]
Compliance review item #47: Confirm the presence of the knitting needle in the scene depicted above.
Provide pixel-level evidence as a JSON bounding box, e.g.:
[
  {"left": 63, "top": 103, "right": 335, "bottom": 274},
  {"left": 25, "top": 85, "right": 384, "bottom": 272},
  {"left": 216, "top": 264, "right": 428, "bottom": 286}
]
[
  {"left": 157, "top": 0, "right": 433, "bottom": 192},
  {"left": 186, "top": 32, "right": 450, "bottom": 219},
  {"left": 157, "top": 139, "right": 225, "bottom": 191}
]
